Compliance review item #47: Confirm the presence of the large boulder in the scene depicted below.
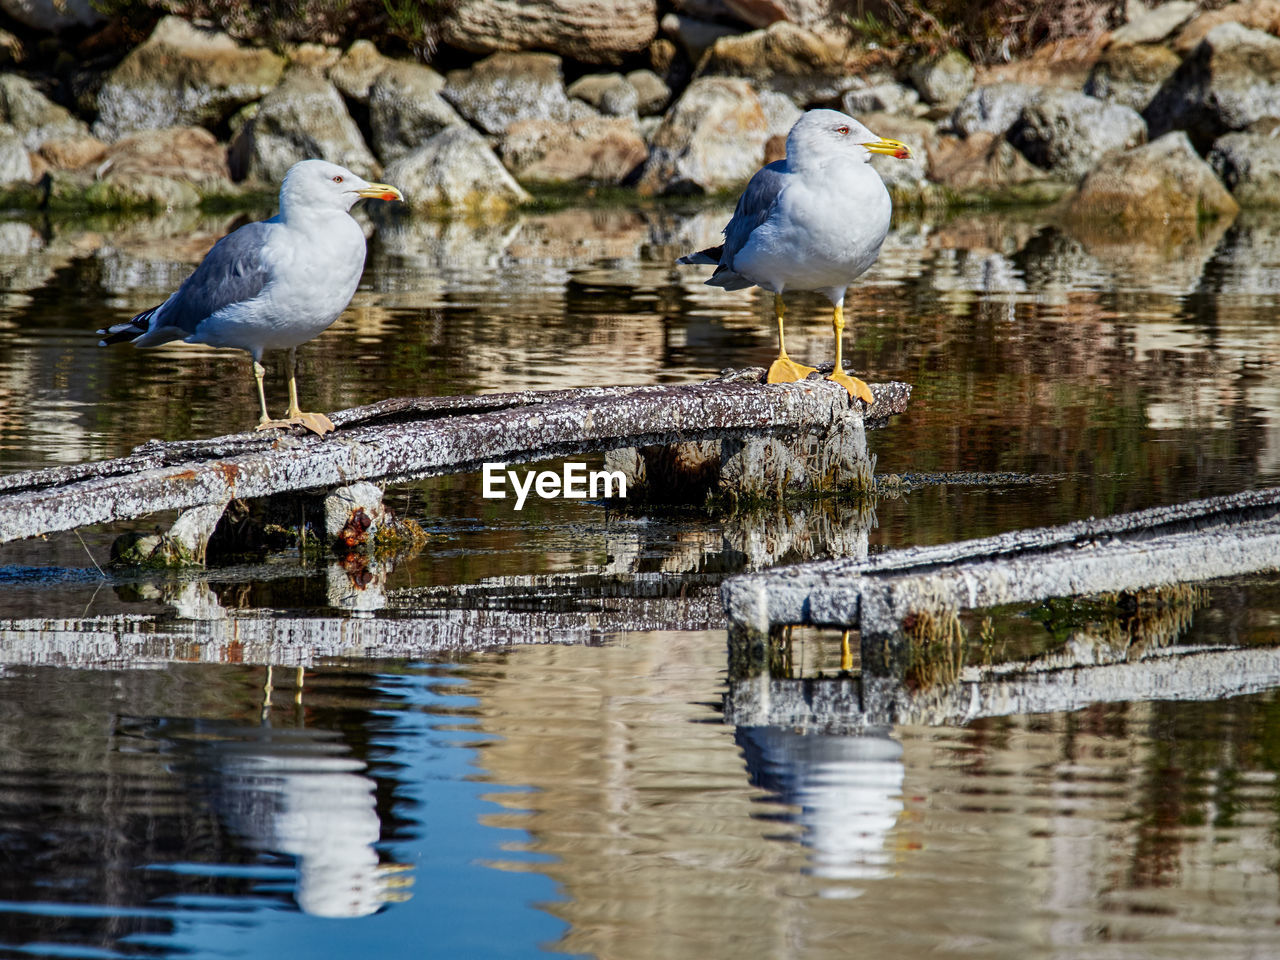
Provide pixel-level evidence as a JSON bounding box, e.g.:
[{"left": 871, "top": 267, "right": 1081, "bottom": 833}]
[
  {"left": 94, "top": 16, "right": 285, "bottom": 141},
  {"left": 636, "top": 77, "right": 769, "bottom": 195},
  {"left": 1065, "top": 131, "right": 1239, "bottom": 222},
  {"left": 1208, "top": 129, "right": 1280, "bottom": 206},
  {"left": 1008, "top": 90, "right": 1146, "bottom": 181},
  {"left": 368, "top": 60, "right": 461, "bottom": 164},
  {"left": 1171, "top": 0, "right": 1280, "bottom": 54},
  {"left": 1145, "top": 23, "right": 1280, "bottom": 151},
  {"left": 501, "top": 115, "right": 647, "bottom": 183},
  {"left": 909, "top": 49, "right": 975, "bottom": 109},
  {"left": 566, "top": 73, "right": 639, "bottom": 117},
  {"left": 442, "top": 52, "right": 574, "bottom": 135},
  {"left": 328, "top": 39, "right": 388, "bottom": 103},
  {"left": 103, "top": 125, "right": 232, "bottom": 191},
  {"left": 1109, "top": 0, "right": 1198, "bottom": 46},
  {"left": 0, "top": 123, "right": 31, "bottom": 184},
  {"left": 1085, "top": 43, "right": 1182, "bottom": 112},
  {"left": 949, "top": 82, "right": 1042, "bottom": 137},
  {"left": 928, "top": 131, "right": 1055, "bottom": 195},
  {"left": 0, "top": 74, "right": 89, "bottom": 150},
  {"left": 229, "top": 69, "right": 378, "bottom": 183},
  {"left": 841, "top": 75, "right": 920, "bottom": 117},
  {"left": 384, "top": 125, "right": 530, "bottom": 211},
  {"left": 694, "top": 21, "right": 854, "bottom": 105},
  {"left": 438, "top": 0, "right": 658, "bottom": 66}
]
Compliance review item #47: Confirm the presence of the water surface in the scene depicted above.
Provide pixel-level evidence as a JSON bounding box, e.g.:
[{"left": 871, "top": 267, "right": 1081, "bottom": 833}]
[{"left": 0, "top": 198, "right": 1278, "bottom": 958}]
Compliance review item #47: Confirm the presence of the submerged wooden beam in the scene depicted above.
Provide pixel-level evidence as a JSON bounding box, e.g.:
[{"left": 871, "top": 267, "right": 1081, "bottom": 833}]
[
  {"left": 723, "top": 486, "right": 1280, "bottom": 673},
  {"left": 0, "top": 371, "right": 910, "bottom": 546}
]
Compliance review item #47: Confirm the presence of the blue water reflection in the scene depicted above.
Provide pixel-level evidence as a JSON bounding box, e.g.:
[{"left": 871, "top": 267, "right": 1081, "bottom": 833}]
[{"left": 0, "top": 665, "right": 570, "bottom": 960}]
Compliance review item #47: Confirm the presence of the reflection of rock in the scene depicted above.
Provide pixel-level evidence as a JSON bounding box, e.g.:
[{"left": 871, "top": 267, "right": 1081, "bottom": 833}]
[
  {"left": 327, "top": 556, "right": 390, "bottom": 614},
  {"left": 1059, "top": 208, "right": 1232, "bottom": 295},
  {"left": 738, "top": 727, "right": 904, "bottom": 888},
  {"left": 721, "top": 500, "right": 875, "bottom": 570}
]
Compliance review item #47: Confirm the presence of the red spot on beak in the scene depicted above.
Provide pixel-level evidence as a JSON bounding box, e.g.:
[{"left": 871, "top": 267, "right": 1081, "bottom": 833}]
[{"left": 895, "top": 146, "right": 910, "bottom": 160}]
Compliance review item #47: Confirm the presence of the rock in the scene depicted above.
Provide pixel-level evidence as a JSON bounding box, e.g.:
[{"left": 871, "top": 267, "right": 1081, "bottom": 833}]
[
  {"left": 626, "top": 69, "right": 670, "bottom": 115},
  {"left": 928, "top": 131, "right": 1052, "bottom": 193},
  {"left": 976, "top": 34, "right": 1107, "bottom": 89},
  {"left": 1208, "top": 130, "right": 1280, "bottom": 205},
  {"left": 102, "top": 126, "right": 232, "bottom": 190},
  {"left": 636, "top": 76, "right": 768, "bottom": 194},
  {"left": 721, "top": 0, "right": 857, "bottom": 45},
  {"left": 841, "top": 76, "right": 920, "bottom": 117},
  {"left": 37, "top": 135, "right": 106, "bottom": 170},
  {"left": 1085, "top": 42, "right": 1181, "bottom": 112},
  {"left": 229, "top": 69, "right": 378, "bottom": 183},
  {"left": 285, "top": 43, "right": 341, "bottom": 72},
  {"left": 94, "top": 16, "right": 285, "bottom": 141},
  {"left": 443, "top": 52, "right": 574, "bottom": 135},
  {"left": 757, "top": 89, "right": 802, "bottom": 139},
  {"left": 1172, "top": 0, "right": 1280, "bottom": 55},
  {"left": 501, "top": 115, "right": 648, "bottom": 183},
  {"left": 1065, "top": 131, "right": 1239, "bottom": 222},
  {"left": 694, "top": 21, "right": 853, "bottom": 105},
  {"left": 660, "top": 13, "right": 740, "bottom": 63},
  {"left": 860, "top": 112, "right": 936, "bottom": 191},
  {"left": 950, "top": 82, "right": 1042, "bottom": 137},
  {"left": 384, "top": 124, "right": 530, "bottom": 210},
  {"left": 1110, "top": 0, "right": 1198, "bottom": 46},
  {"left": 368, "top": 60, "right": 461, "bottom": 164},
  {"left": 0, "top": 0, "right": 101, "bottom": 32},
  {"left": 0, "top": 74, "right": 89, "bottom": 150},
  {"left": 0, "top": 123, "right": 31, "bottom": 183},
  {"left": 329, "top": 39, "right": 387, "bottom": 103},
  {"left": 1008, "top": 90, "right": 1146, "bottom": 181},
  {"left": 567, "top": 73, "right": 639, "bottom": 117},
  {"left": 1146, "top": 23, "right": 1280, "bottom": 152},
  {"left": 909, "top": 49, "right": 975, "bottom": 108},
  {"left": 439, "top": 0, "right": 658, "bottom": 66}
]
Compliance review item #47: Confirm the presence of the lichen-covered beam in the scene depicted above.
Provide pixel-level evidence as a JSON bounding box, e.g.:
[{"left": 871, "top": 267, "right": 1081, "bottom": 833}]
[{"left": 0, "top": 375, "right": 909, "bottom": 544}]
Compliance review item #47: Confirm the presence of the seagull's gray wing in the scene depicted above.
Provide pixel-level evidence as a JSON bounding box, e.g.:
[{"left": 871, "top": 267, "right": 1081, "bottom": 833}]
[
  {"left": 98, "top": 220, "right": 278, "bottom": 346},
  {"left": 686, "top": 161, "right": 788, "bottom": 291}
]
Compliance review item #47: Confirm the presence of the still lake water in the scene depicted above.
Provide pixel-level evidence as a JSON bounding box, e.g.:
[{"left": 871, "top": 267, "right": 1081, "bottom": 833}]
[{"left": 0, "top": 195, "right": 1279, "bottom": 958}]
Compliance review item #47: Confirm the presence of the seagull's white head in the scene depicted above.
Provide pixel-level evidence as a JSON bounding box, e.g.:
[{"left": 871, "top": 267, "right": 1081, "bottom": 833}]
[
  {"left": 279, "top": 159, "right": 405, "bottom": 217},
  {"left": 786, "top": 109, "right": 913, "bottom": 168}
]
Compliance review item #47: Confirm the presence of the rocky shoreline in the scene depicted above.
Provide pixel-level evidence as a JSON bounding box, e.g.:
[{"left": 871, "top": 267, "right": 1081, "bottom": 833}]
[{"left": 0, "top": 0, "right": 1274, "bottom": 218}]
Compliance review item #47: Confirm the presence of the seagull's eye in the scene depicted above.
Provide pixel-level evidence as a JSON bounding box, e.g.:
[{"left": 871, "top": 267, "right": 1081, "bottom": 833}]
[
  {"left": 836, "top": 126, "right": 849, "bottom": 135},
  {"left": 332, "top": 175, "right": 344, "bottom": 183}
]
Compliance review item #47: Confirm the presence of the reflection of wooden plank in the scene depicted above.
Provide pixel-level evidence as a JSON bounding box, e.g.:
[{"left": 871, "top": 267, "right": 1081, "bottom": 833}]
[
  {"left": 0, "top": 371, "right": 910, "bottom": 545},
  {"left": 0, "top": 592, "right": 725, "bottom": 669},
  {"left": 725, "top": 643, "right": 1280, "bottom": 733},
  {"left": 723, "top": 487, "right": 1280, "bottom": 660}
]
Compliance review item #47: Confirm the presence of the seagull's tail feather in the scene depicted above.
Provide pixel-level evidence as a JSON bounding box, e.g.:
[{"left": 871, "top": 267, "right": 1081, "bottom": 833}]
[
  {"left": 97, "top": 307, "right": 158, "bottom": 347},
  {"left": 676, "top": 245, "right": 723, "bottom": 266},
  {"left": 704, "top": 265, "right": 756, "bottom": 291}
]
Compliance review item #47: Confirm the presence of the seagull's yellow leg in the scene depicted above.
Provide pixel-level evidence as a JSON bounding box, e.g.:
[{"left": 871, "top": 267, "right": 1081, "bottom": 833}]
[
  {"left": 257, "top": 347, "right": 336, "bottom": 436},
  {"left": 766, "top": 292, "right": 818, "bottom": 384},
  {"left": 826, "top": 301, "right": 874, "bottom": 405},
  {"left": 252, "top": 360, "right": 272, "bottom": 426}
]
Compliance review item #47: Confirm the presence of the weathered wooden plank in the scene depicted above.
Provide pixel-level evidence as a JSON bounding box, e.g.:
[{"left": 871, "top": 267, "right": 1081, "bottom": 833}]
[{"left": 0, "top": 372, "right": 910, "bottom": 545}]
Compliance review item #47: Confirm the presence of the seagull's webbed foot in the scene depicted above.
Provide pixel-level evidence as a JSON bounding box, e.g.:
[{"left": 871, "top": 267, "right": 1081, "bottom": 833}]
[
  {"left": 767, "top": 354, "right": 818, "bottom": 384},
  {"left": 256, "top": 411, "right": 336, "bottom": 436},
  {"left": 827, "top": 368, "right": 874, "bottom": 406}
]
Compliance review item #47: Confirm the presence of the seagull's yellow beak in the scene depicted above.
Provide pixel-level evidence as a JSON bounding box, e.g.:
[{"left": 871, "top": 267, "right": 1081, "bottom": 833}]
[
  {"left": 862, "top": 138, "right": 913, "bottom": 160},
  {"left": 357, "top": 182, "right": 405, "bottom": 202}
]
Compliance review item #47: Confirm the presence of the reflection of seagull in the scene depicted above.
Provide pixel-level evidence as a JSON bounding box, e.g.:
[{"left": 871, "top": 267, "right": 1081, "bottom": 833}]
[
  {"left": 739, "top": 727, "right": 904, "bottom": 892},
  {"left": 679, "top": 110, "right": 911, "bottom": 405},
  {"left": 169, "top": 722, "right": 411, "bottom": 917},
  {"left": 98, "top": 160, "right": 404, "bottom": 436}
]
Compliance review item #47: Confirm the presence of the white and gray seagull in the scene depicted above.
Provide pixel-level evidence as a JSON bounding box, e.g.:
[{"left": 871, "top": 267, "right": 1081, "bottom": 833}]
[
  {"left": 679, "top": 109, "right": 911, "bottom": 405},
  {"left": 99, "top": 159, "right": 405, "bottom": 436}
]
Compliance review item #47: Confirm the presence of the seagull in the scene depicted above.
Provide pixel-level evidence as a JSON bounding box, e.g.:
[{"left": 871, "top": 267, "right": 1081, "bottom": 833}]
[
  {"left": 678, "top": 109, "right": 911, "bottom": 405},
  {"left": 98, "top": 159, "right": 405, "bottom": 436}
]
